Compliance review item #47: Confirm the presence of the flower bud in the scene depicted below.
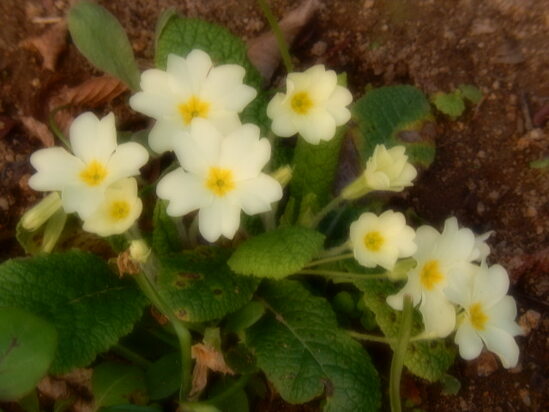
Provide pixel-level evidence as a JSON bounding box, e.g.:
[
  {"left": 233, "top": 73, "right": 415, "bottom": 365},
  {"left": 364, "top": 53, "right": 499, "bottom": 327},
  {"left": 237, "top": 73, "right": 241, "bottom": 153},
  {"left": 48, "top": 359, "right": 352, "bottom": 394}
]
[
  {"left": 41, "top": 208, "right": 67, "bottom": 253},
  {"left": 129, "top": 239, "right": 151, "bottom": 263},
  {"left": 341, "top": 175, "right": 370, "bottom": 200},
  {"left": 363, "top": 145, "right": 417, "bottom": 192},
  {"left": 20, "top": 192, "right": 62, "bottom": 231}
]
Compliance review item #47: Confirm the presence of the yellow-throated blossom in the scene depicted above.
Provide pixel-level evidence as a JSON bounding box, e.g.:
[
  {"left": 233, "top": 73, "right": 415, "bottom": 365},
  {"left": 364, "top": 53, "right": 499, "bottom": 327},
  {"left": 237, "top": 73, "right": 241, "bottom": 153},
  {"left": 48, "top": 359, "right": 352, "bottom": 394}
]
[
  {"left": 156, "top": 119, "right": 283, "bottom": 242},
  {"left": 28, "top": 112, "right": 149, "bottom": 218},
  {"left": 445, "top": 263, "right": 522, "bottom": 368},
  {"left": 350, "top": 210, "right": 417, "bottom": 271},
  {"left": 129, "top": 49, "right": 257, "bottom": 154},
  {"left": 266, "top": 65, "right": 352, "bottom": 144},
  {"left": 387, "top": 217, "right": 477, "bottom": 338},
  {"left": 82, "top": 178, "right": 143, "bottom": 237}
]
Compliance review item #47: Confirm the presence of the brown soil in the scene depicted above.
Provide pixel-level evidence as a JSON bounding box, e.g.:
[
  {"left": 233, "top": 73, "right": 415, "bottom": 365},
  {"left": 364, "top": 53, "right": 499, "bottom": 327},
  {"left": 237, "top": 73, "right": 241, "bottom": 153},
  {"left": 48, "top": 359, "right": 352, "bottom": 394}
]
[{"left": 0, "top": 0, "right": 547, "bottom": 411}]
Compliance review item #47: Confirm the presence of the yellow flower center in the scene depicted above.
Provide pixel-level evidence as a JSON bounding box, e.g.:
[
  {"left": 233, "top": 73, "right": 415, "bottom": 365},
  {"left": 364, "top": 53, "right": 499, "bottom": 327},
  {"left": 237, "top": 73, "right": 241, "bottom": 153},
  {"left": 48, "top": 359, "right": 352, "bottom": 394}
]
[
  {"left": 79, "top": 160, "right": 108, "bottom": 186},
  {"left": 420, "top": 260, "right": 444, "bottom": 291},
  {"left": 205, "top": 167, "right": 235, "bottom": 197},
  {"left": 469, "top": 302, "right": 489, "bottom": 330},
  {"left": 109, "top": 201, "right": 131, "bottom": 221},
  {"left": 290, "top": 92, "right": 313, "bottom": 115},
  {"left": 178, "top": 96, "right": 210, "bottom": 125},
  {"left": 363, "top": 231, "right": 384, "bottom": 251}
]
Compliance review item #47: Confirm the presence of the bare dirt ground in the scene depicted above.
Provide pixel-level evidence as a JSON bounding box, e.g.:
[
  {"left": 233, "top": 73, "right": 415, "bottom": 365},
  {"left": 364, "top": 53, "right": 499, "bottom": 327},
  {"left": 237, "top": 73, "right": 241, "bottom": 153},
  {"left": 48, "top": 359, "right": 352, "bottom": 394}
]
[{"left": 0, "top": 0, "right": 547, "bottom": 410}]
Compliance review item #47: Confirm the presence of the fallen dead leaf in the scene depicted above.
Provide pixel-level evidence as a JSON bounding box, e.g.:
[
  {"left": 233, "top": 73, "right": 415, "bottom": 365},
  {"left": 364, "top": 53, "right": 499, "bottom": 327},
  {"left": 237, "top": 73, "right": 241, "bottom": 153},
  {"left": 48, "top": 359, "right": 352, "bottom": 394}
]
[
  {"left": 21, "top": 21, "right": 67, "bottom": 71},
  {"left": 190, "top": 343, "right": 234, "bottom": 399},
  {"left": 19, "top": 116, "right": 55, "bottom": 147},
  {"left": 38, "top": 368, "right": 94, "bottom": 412},
  {"left": 247, "top": 0, "right": 320, "bottom": 80}
]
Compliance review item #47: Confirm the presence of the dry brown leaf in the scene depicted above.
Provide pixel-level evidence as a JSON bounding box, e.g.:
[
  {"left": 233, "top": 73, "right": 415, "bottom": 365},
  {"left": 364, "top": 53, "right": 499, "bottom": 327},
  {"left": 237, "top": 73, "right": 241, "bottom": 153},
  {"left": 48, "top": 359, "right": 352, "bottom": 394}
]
[
  {"left": 21, "top": 21, "right": 67, "bottom": 71},
  {"left": 20, "top": 116, "right": 55, "bottom": 147},
  {"left": 116, "top": 249, "right": 141, "bottom": 277},
  {"left": 247, "top": 0, "right": 321, "bottom": 80},
  {"left": 189, "top": 343, "right": 234, "bottom": 399},
  {"left": 56, "top": 76, "right": 128, "bottom": 108},
  {"left": 38, "top": 369, "right": 94, "bottom": 412}
]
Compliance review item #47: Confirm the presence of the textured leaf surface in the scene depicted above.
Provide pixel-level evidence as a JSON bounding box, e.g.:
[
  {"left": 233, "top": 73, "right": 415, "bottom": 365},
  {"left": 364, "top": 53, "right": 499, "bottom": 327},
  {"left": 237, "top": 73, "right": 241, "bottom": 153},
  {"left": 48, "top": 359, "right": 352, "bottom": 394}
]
[
  {"left": 431, "top": 91, "right": 465, "bottom": 119},
  {"left": 68, "top": 1, "right": 140, "bottom": 90},
  {"left": 352, "top": 85, "right": 435, "bottom": 167},
  {"left": 354, "top": 279, "right": 455, "bottom": 381},
  {"left": 247, "top": 280, "right": 380, "bottom": 411},
  {"left": 0, "top": 252, "right": 146, "bottom": 374},
  {"left": 92, "top": 362, "right": 148, "bottom": 408},
  {"left": 152, "top": 200, "right": 181, "bottom": 257},
  {"left": 156, "top": 247, "right": 259, "bottom": 322},
  {"left": 0, "top": 308, "right": 57, "bottom": 401},
  {"left": 228, "top": 226, "right": 325, "bottom": 279},
  {"left": 458, "top": 84, "right": 483, "bottom": 104},
  {"left": 145, "top": 352, "right": 180, "bottom": 400}
]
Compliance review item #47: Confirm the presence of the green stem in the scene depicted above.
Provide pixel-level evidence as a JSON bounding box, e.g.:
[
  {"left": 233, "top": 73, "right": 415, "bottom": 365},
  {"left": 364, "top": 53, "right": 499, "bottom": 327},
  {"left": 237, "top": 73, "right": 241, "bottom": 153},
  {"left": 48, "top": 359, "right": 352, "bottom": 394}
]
[
  {"left": 256, "top": 0, "right": 294, "bottom": 72},
  {"left": 112, "top": 344, "right": 152, "bottom": 368},
  {"left": 308, "top": 196, "right": 345, "bottom": 228},
  {"left": 206, "top": 375, "right": 251, "bottom": 405},
  {"left": 389, "top": 295, "right": 413, "bottom": 412},
  {"left": 318, "top": 242, "right": 351, "bottom": 257},
  {"left": 48, "top": 105, "right": 71, "bottom": 149},
  {"left": 296, "top": 269, "right": 387, "bottom": 280},
  {"left": 304, "top": 252, "right": 354, "bottom": 268},
  {"left": 347, "top": 331, "right": 391, "bottom": 344}
]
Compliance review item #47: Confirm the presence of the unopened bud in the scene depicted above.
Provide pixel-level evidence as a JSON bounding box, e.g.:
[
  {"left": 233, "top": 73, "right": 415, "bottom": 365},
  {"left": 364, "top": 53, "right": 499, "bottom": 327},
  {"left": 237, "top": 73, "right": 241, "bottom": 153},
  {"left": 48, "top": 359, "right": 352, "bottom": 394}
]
[
  {"left": 21, "top": 192, "right": 62, "bottom": 231},
  {"left": 341, "top": 175, "right": 370, "bottom": 200},
  {"left": 41, "top": 208, "right": 67, "bottom": 253},
  {"left": 129, "top": 239, "right": 151, "bottom": 263},
  {"left": 270, "top": 165, "right": 293, "bottom": 188}
]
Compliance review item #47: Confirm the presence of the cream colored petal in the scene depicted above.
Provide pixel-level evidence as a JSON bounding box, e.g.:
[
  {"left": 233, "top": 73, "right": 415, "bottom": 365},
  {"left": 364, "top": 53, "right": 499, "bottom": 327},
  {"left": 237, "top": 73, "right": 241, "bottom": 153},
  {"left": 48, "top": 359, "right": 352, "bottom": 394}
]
[
  {"left": 293, "top": 110, "right": 336, "bottom": 144},
  {"left": 61, "top": 185, "right": 103, "bottom": 218},
  {"left": 236, "top": 174, "right": 282, "bottom": 215},
  {"left": 444, "top": 263, "right": 476, "bottom": 307},
  {"left": 198, "top": 198, "right": 240, "bottom": 242},
  {"left": 107, "top": 142, "right": 149, "bottom": 184},
  {"left": 175, "top": 119, "right": 223, "bottom": 176},
  {"left": 29, "top": 147, "right": 82, "bottom": 191},
  {"left": 157, "top": 168, "right": 212, "bottom": 216},
  {"left": 207, "top": 110, "right": 242, "bottom": 135},
  {"left": 364, "top": 170, "right": 391, "bottom": 190},
  {"left": 266, "top": 93, "right": 289, "bottom": 119},
  {"left": 326, "top": 85, "right": 353, "bottom": 125},
  {"left": 129, "top": 90, "right": 180, "bottom": 120},
  {"left": 220, "top": 201, "right": 242, "bottom": 240},
  {"left": 472, "top": 264, "right": 509, "bottom": 307},
  {"left": 201, "top": 64, "right": 256, "bottom": 111},
  {"left": 183, "top": 49, "right": 213, "bottom": 93},
  {"left": 270, "top": 112, "right": 298, "bottom": 137},
  {"left": 83, "top": 192, "right": 142, "bottom": 237},
  {"left": 140, "top": 68, "right": 179, "bottom": 95},
  {"left": 479, "top": 326, "right": 520, "bottom": 368},
  {"left": 455, "top": 321, "right": 484, "bottom": 360},
  {"left": 386, "top": 272, "right": 422, "bottom": 310},
  {"left": 70, "top": 112, "right": 117, "bottom": 163},
  {"left": 148, "top": 119, "right": 183, "bottom": 154},
  {"left": 414, "top": 225, "right": 441, "bottom": 261},
  {"left": 419, "top": 291, "right": 456, "bottom": 338},
  {"left": 486, "top": 296, "right": 522, "bottom": 335},
  {"left": 307, "top": 66, "right": 337, "bottom": 102}
]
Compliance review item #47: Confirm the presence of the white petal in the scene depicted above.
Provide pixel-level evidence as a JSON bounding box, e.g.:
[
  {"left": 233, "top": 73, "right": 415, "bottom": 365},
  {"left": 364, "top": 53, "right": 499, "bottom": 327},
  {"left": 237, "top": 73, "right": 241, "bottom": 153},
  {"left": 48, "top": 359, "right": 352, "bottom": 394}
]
[
  {"left": 479, "top": 326, "right": 520, "bottom": 368},
  {"left": 29, "top": 147, "right": 82, "bottom": 191},
  {"left": 293, "top": 110, "right": 336, "bottom": 144},
  {"left": 201, "top": 64, "right": 256, "bottom": 111},
  {"left": 419, "top": 291, "right": 456, "bottom": 338},
  {"left": 140, "top": 68, "right": 178, "bottom": 95},
  {"left": 414, "top": 225, "right": 441, "bottom": 261},
  {"left": 270, "top": 112, "right": 298, "bottom": 137},
  {"left": 235, "top": 174, "right": 282, "bottom": 215},
  {"left": 70, "top": 112, "right": 116, "bottom": 163},
  {"left": 386, "top": 272, "right": 422, "bottom": 310},
  {"left": 307, "top": 66, "right": 337, "bottom": 102},
  {"left": 175, "top": 119, "right": 223, "bottom": 175},
  {"left": 455, "top": 321, "right": 484, "bottom": 360},
  {"left": 62, "top": 185, "right": 103, "bottom": 218},
  {"left": 129, "top": 90, "right": 179, "bottom": 120},
  {"left": 198, "top": 199, "right": 241, "bottom": 242},
  {"left": 444, "top": 263, "right": 476, "bottom": 307},
  {"left": 148, "top": 119, "right": 182, "bottom": 154},
  {"left": 207, "top": 110, "right": 242, "bottom": 135},
  {"left": 167, "top": 51, "right": 212, "bottom": 95},
  {"left": 107, "top": 142, "right": 149, "bottom": 183},
  {"left": 156, "top": 168, "right": 212, "bottom": 216},
  {"left": 473, "top": 264, "right": 509, "bottom": 307},
  {"left": 266, "top": 93, "right": 289, "bottom": 119},
  {"left": 487, "top": 296, "right": 522, "bottom": 335}
]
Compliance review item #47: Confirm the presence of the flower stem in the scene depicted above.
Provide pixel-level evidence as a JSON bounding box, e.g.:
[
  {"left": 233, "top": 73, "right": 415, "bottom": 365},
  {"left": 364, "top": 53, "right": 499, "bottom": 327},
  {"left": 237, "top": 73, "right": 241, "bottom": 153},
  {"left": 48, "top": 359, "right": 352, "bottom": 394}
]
[
  {"left": 304, "top": 252, "right": 355, "bottom": 268},
  {"left": 389, "top": 295, "right": 413, "bottom": 412},
  {"left": 296, "top": 269, "right": 387, "bottom": 280},
  {"left": 112, "top": 344, "right": 152, "bottom": 368},
  {"left": 347, "top": 331, "right": 392, "bottom": 344},
  {"left": 256, "top": 0, "right": 294, "bottom": 73},
  {"left": 308, "top": 196, "right": 345, "bottom": 228},
  {"left": 48, "top": 105, "right": 71, "bottom": 149},
  {"left": 319, "top": 242, "right": 351, "bottom": 257}
]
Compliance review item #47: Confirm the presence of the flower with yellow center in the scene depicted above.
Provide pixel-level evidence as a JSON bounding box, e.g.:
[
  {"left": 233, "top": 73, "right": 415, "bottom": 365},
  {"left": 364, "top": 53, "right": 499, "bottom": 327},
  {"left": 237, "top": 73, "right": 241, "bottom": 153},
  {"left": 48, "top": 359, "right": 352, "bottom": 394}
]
[
  {"left": 129, "top": 49, "right": 257, "bottom": 154},
  {"left": 82, "top": 178, "right": 143, "bottom": 237},
  {"left": 156, "top": 119, "right": 283, "bottom": 242},
  {"left": 387, "top": 217, "right": 478, "bottom": 338},
  {"left": 266, "top": 65, "right": 353, "bottom": 144},
  {"left": 350, "top": 210, "right": 416, "bottom": 271},
  {"left": 445, "top": 263, "right": 522, "bottom": 368},
  {"left": 28, "top": 112, "right": 149, "bottom": 219}
]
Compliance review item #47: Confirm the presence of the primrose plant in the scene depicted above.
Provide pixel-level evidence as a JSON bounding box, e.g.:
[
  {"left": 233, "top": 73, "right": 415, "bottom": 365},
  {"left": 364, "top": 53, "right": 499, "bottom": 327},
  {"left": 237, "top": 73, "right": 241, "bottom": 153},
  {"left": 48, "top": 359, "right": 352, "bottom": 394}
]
[{"left": 1, "top": 2, "right": 522, "bottom": 411}]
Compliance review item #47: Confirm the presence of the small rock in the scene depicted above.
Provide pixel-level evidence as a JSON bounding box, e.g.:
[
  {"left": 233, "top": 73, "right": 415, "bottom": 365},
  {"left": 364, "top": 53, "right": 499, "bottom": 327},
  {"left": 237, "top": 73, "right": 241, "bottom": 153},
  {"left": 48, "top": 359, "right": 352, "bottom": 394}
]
[
  {"left": 519, "top": 309, "right": 541, "bottom": 335},
  {"left": 519, "top": 388, "right": 531, "bottom": 407},
  {"left": 0, "top": 198, "right": 8, "bottom": 211},
  {"left": 524, "top": 206, "right": 537, "bottom": 217},
  {"left": 475, "top": 351, "right": 499, "bottom": 376}
]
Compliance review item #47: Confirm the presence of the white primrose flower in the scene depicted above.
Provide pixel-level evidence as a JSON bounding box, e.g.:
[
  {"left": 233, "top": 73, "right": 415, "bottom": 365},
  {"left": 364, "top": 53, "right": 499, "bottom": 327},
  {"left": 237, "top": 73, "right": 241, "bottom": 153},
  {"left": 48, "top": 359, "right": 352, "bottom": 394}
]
[
  {"left": 266, "top": 65, "right": 353, "bottom": 144},
  {"left": 129, "top": 49, "right": 257, "bottom": 154},
  {"left": 28, "top": 112, "right": 149, "bottom": 218},
  {"left": 387, "top": 217, "right": 477, "bottom": 338},
  {"left": 364, "top": 145, "right": 417, "bottom": 192},
  {"left": 156, "top": 119, "right": 283, "bottom": 242},
  {"left": 82, "top": 178, "right": 143, "bottom": 237},
  {"left": 350, "top": 210, "right": 417, "bottom": 271},
  {"left": 445, "top": 263, "right": 522, "bottom": 368}
]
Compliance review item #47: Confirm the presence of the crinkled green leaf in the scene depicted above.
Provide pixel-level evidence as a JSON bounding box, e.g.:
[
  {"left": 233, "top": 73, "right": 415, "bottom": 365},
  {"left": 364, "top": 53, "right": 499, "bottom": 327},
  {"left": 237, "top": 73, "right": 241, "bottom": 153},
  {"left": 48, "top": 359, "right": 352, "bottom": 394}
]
[
  {"left": 458, "top": 84, "right": 483, "bottom": 104},
  {"left": 0, "top": 308, "right": 58, "bottom": 401},
  {"left": 354, "top": 279, "right": 455, "bottom": 382},
  {"left": 247, "top": 280, "right": 380, "bottom": 411},
  {"left": 352, "top": 85, "right": 435, "bottom": 167},
  {"left": 68, "top": 1, "right": 140, "bottom": 90},
  {"left": 152, "top": 200, "right": 181, "bottom": 257},
  {"left": 156, "top": 247, "right": 259, "bottom": 322},
  {"left": 224, "top": 301, "right": 266, "bottom": 334},
  {"left": 228, "top": 226, "right": 325, "bottom": 279},
  {"left": 145, "top": 352, "right": 180, "bottom": 400},
  {"left": 0, "top": 252, "right": 146, "bottom": 374},
  {"left": 431, "top": 91, "right": 465, "bottom": 119},
  {"left": 92, "top": 362, "right": 148, "bottom": 408}
]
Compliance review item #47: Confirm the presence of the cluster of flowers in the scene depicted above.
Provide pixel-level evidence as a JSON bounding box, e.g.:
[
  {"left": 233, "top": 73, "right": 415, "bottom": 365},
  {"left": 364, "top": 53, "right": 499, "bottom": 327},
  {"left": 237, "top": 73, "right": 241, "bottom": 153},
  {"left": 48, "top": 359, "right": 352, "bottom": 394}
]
[{"left": 346, "top": 153, "right": 522, "bottom": 368}]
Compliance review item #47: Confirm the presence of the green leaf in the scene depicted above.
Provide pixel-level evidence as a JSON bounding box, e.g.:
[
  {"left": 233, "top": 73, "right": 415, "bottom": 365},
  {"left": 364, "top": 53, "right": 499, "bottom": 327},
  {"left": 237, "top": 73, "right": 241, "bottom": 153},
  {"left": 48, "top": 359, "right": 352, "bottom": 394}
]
[
  {"left": 156, "top": 247, "right": 259, "bottom": 322},
  {"left": 208, "top": 377, "right": 249, "bottom": 412},
  {"left": 431, "top": 91, "right": 465, "bottom": 119},
  {"left": 155, "top": 15, "right": 261, "bottom": 88},
  {"left": 530, "top": 156, "right": 549, "bottom": 169},
  {"left": 152, "top": 200, "right": 181, "bottom": 257},
  {"left": 0, "top": 308, "right": 58, "bottom": 401},
  {"left": 228, "top": 226, "right": 325, "bottom": 279},
  {"left": 0, "top": 252, "right": 146, "bottom": 374},
  {"left": 354, "top": 279, "right": 455, "bottom": 382},
  {"left": 68, "top": 1, "right": 140, "bottom": 90},
  {"left": 145, "top": 352, "right": 181, "bottom": 400},
  {"left": 247, "top": 280, "right": 380, "bottom": 411},
  {"left": 458, "top": 84, "right": 483, "bottom": 104},
  {"left": 224, "top": 301, "right": 265, "bottom": 334},
  {"left": 352, "top": 85, "right": 435, "bottom": 167},
  {"left": 290, "top": 127, "right": 345, "bottom": 208},
  {"left": 92, "top": 362, "right": 148, "bottom": 408}
]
